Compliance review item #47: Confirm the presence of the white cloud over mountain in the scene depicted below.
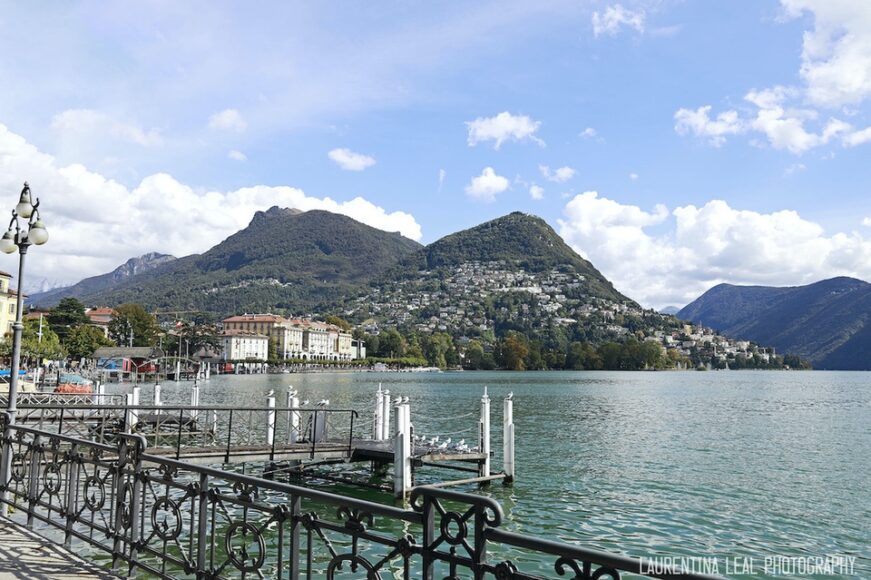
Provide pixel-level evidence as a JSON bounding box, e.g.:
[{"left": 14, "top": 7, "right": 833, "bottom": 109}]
[
  {"left": 465, "top": 167, "right": 509, "bottom": 202},
  {"left": 559, "top": 191, "right": 871, "bottom": 308},
  {"left": 466, "top": 112, "right": 544, "bottom": 149},
  {"left": 0, "top": 123, "right": 420, "bottom": 291}
]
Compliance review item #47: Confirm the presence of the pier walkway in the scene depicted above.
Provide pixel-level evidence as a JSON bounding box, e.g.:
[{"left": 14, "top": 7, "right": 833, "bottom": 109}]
[{"left": 0, "top": 517, "right": 116, "bottom": 578}]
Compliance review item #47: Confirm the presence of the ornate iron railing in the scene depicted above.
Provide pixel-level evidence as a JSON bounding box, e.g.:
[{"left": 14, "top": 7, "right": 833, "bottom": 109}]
[
  {"left": 7, "top": 404, "right": 359, "bottom": 462},
  {"left": 0, "top": 412, "right": 724, "bottom": 579}
]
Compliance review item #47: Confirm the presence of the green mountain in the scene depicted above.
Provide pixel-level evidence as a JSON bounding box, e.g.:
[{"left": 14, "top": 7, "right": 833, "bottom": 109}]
[
  {"left": 677, "top": 277, "right": 871, "bottom": 369},
  {"left": 33, "top": 207, "right": 422, "bottom": 316}
]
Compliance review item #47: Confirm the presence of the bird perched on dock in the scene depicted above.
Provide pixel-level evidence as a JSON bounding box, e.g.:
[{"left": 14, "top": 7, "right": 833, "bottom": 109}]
[
  {"left": 317, "top": 399, "right": 329, "bottom": 406},
  {"left": 506, "top": 392, "right": 513, "bottom": 400},
  {"left": 302, "top": 400, "right": 310, "bottom": 406},
  {"left": 266, "top": 389, "right": 274, "bottom": 397},
  {"left": 402, "top": 396, "right": 409, "bottom": 404}
]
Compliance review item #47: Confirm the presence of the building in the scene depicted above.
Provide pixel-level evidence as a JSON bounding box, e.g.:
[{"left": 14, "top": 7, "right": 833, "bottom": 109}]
[
  {"left": 0, "top": 271, "right": 22, "bottom": 336},
  {"left": 219, "top": 330, "right": 269, "bottom": 362},
  {"left": 85, "top": 307, "right": 115, "bottom": 337},
  {"left": 220, "top": 313, "right": 358, "bottom": 361}
]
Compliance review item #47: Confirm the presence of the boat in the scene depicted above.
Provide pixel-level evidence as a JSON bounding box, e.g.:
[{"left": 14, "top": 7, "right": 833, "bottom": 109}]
[
  {"left": 0, "top": 370, "right": 37, "bottom": 393},
  {"left": 54, "top": 373, "right": 94, "bottom": 394}
]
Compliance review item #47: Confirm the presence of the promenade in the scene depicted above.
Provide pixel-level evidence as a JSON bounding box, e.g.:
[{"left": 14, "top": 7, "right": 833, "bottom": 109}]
[{"left": 0, "top": 518, "right": 115, "bottom": 579}]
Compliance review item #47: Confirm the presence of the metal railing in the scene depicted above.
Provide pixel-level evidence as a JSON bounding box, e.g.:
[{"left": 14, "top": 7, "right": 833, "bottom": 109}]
[
  {"left": 9, "top": 404, "right": 359, "bottom": 463},
  {"left": 0, "top": 412, "right": 724, "bottom": 579}
]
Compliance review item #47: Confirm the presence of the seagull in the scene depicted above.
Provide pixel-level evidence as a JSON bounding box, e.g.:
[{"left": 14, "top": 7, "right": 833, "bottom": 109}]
[
  {"left": 266, "top": 389, "right": 274, "bottom": 397},
  {"left": 506, "top": 392, "right": 513, "bottom": 400},
  {"left": 302, "top": 400, "right": 310, "bottom": 406},
  {"left": 402, "top": 396, "right": 409, "bottom": 404},
  {"left": 318, "top": 399, "right": 329, "bottom": 406},
  {"left": 437, "top": 441, "right": 449, "bottom": 450}
]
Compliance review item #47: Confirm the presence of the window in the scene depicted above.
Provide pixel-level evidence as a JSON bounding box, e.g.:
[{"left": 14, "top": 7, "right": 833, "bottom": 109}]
[{"left": 8, "top": 303, "right": 14, "bottom": 314}]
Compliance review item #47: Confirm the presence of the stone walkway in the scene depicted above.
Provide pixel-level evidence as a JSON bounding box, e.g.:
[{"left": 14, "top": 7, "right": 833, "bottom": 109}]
[{"left": 0, "top": 517, "right": 117, "bottom": 579}]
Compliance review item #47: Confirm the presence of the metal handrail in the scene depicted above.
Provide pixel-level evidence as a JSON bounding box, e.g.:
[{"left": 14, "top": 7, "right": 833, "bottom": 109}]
[{"left": 0, "top": 411, "right": 726, "bottom": 579}]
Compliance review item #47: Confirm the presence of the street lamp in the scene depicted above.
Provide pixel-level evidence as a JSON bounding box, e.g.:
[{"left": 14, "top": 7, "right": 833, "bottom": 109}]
[{"left": 1, "top": 182, "right": 49, "bottom": 423}]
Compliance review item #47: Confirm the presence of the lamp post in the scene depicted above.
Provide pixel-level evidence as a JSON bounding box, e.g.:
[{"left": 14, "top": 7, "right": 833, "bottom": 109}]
[{"left": 0, "top": 182, "right": 49, "bottom": 423}]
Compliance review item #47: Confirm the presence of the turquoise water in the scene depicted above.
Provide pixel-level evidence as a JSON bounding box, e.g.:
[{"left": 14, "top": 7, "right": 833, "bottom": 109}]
[{"left": 126, "top": 370, "right": 870, "bottom": 577}]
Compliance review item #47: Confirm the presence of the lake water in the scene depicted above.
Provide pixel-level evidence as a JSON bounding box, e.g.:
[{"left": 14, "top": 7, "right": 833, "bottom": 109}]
[{"left": 123, "top": 370, "right": 870, "bottom": 578}]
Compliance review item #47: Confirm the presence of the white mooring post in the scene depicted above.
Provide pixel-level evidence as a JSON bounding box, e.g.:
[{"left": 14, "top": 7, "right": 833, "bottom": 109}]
[
  {"left": 381, "top": 389, "right": 391, "bottom": 442},
  {"left": 131, "top": 385, "right": 141, "bottom": 428},
  {"left": 403, "top": 398, "right": 412, "bottom": 488},
  {"left": 374, "top": 384, "right": 384, "bottom": 440},
  {"left": 503, "top": 394, "right": 515, "bottom": 484},
  {"left": 479, "top": 387, "right": 491, "bottom": 479},
  {"left": 205, "top": 362, "right": 211, "bottom": 380},
  {"left": 153, "top": 383, "right": 162, "bottom": 409},
  {"left": 175, "top": 359, "right": 181, "bottom": 382},
  {"left": 266, "top": 392, "right": 276, "bottom": 446},
  {"left": 288, "top": 390, "right": 300, "bottom": 444},
  {"left": 95, "top": 380, "right": 105, "bottom": 405},
  {"left": 190, "top": 381, "right": 200, "bottom": 421},
  {"left": 393, "top": 396, "right": 411, "bottom": 499}
]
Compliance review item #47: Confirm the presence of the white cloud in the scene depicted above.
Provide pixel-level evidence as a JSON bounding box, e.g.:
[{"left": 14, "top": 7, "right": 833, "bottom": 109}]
[
  {"left": 51, "top": 109, "right": 163, "bottom": 146},
  {"left": 863, "top": 217, "right": 871, "bottom": 227},
  {"left": 580, "top": 127, "right": 598, "bottom": 138},
  {"left": 676, "top": 2, "right": 871, "bottom": 153},
  {"left": 208, "top": 109, "right": 247, "bottom": 132},
  {"left": 0, "top": 123, "right": 421, "bottom": 291},
  {"left": 464, "top": 167, "right": 509, "bottom": 202},
  {"left": 559, "top": 192, "right": 871, "bottom": 307},
  {"left": 539, "top": 164, "right": 576, "bottom": 183},
  {"left": 328, "top": 148, "right": 376, "bottom": 171},
  {"left": 228, "top": 149, "right": 247, "bottom": 162},
  {"left": 438, "top": 168, "right": 446, "bottom": 190},
  {"left": 466, "top": 112, "right": 544, "bottom": 149},
  {"left": 780, "top": 1, "right": 871, "bottom": 108},
  {"left": 629, "top": 172, "right": 639, "bottom": 180},
  {"left": 783, "top": 163, "right": 806, "bottom": 176},
  {"left": 529, "top": 184, "right": 544, "bottom": 200},
  {"left": 592, "top": 4, "right": 645, "bottom": 37},
  {"left": 674, "top": 106, "right": 743, "bottom": 146}
]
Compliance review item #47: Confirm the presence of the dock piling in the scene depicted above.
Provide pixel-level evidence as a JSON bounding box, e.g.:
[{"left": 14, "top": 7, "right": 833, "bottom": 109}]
[
  {"left": 381, "top": 389, "right": 391, "bottom": 442},
  {"left": 131, "top": 385, "right": 141, "bottom": 428},
  {"left": 190, "top": 381, "right": 200, "bottom": 421},
  {"left": 374, "top": 384, "right": 384, "bottom": 440},
  {"left": 479, "top": 387, "right": 490, "bottom": 480},
  {"left": 153, "top": 383, "right": 161, "bottom": 409},
  {"left": 503, "top": 394, "right": 515, "bottom": 484},
  {"left": 266, "top": 392, "right": 276, "bottom": 446},
  {"left": 288, "top": 389, "right": 300, "bottom": 444},
  {"left": 393, "top": 395, "right": 411, "bottom": 499}
]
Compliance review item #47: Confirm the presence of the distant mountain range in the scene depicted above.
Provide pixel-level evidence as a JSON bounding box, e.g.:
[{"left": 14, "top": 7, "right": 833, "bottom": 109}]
[{"left": 678, "top": 277, "right": 871, "bottom": 370}]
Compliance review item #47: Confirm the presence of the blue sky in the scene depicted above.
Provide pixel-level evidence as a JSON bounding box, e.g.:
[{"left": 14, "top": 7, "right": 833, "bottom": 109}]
[{"left": 1, "top": 1, "right": 870, "bottom": 307}]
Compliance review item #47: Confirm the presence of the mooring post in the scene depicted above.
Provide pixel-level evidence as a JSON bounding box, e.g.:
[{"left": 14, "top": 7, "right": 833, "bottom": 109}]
[
  {"left": 479, "top": 387, "right": 490, "bottom": 479},
  {"left": 266, "top": 392, "right": 276, "bottom": 446},
  {"left": 289, "top": 390, "right": 300, "bottom": 444},
  {"left": 503, "top": 394, "right": 515, "bottom": 485},
  {"left": 403, "top": 398, "right": 412, "bottom": 488},
  {"left": 205, "top": 362, "right": 211, "bottom": 380},
  {"left": 131, "top": 385, "right": 141, "bottom": 429},
  {"left": 94, "top": 380, "right": 105, "bottom": 405},
  {"left": 125, "top": 392, "right": 136, "bottom": 432},
  {"left": 153, "top": 382, "right": 162, "bottom": 410},
  {"left": 374, "top": 384, "right": 383, "bottom": 440},
  {"left": 393, "top": 396, "right": 410, "bottom": 499},
  {"left": 190, "top": 380, "right": 200, "bottom": 421},
  {"left": 175, "top": 359, "right": 181, "bottom": 381},
  {"left": 381, "top": 389, "right": 391, "bottom": 442}
]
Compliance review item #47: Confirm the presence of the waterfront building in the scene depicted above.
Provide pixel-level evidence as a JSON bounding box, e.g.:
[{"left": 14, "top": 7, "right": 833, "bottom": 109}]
[
  {"left": 220, "top": 313, "right": 358, "bottom": 361},
  {"left": 0, "top": 270, "right": 22, "bottom": 336},
  {"left": 219, "top": 329, "right": 269, "bottom": 361},
  {"left": 85, "top": 307, "right": 114, "bottom": 337}
]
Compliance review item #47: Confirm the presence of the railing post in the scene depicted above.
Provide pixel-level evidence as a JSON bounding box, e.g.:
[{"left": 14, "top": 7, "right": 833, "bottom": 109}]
[
  {"left": 0, "top": 412, "right": 12, "bottom": 518},
  {"left": 112, "top": 437, "right": 129, "bottom": 574},
  {"left": 225, "top": 409, "right": 234, "bottom": 463},
  {"left": 420, "top": 492, "right": 435, "bottom": 580},
  {"left": 196, "top": 472, "right": 209, "bottom": 577},
  {"left": 289, "top": 494, "right": 301, "bottom": 580},
  {"left": 63, "top": 442, "right": 80, "bottom": 548},
  {"left": 124, "top": 393, "right": 134, "bottom": 433},
  {"left": 26, "top": 433, "right": 41, "bottom": 529},
  {"left": 503, "top": 394, "right": 515, "bottom": 485},
  {"left": 479, "top": 387, "right": 490, "bottom": 480},
  {"left": 128, "top": 435, "right": 144, "bottom": 577}
]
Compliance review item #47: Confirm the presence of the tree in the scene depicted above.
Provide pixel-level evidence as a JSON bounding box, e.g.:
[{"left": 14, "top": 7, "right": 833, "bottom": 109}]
[
  {"left": 377, "top": 328, "right": 406, "bottom": 358},
  {"left": 65, "top": 325, "right": 113, "bottom": 360},
  {"left": 0, "top": 318, "right": 68, "bottom": 364},
  {"left": 324, "top": 315, "right": 352, "bottom": 332},
  {"left": 464, "top": 340, "right": 485, "bottom": 370},
  {"left": 47, "top": 297, "right": 89, "bottom": 341},
  {"left": 500, "top": 334, "right": 528, "bottom": 371},
  {"left": 109, "top": 304, "right": 160, "bottom": 347}
]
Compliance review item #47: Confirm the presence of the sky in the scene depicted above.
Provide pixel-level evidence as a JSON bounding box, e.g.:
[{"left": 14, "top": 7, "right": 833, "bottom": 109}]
[{"left": 1, "top": 0, "right": 871, "bottom": 309}]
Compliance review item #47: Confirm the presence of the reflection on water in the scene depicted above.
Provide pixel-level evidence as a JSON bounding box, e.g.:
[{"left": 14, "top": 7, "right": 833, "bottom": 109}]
[{"left": 108, "top": 370, "right": 871, "bottom": 577}]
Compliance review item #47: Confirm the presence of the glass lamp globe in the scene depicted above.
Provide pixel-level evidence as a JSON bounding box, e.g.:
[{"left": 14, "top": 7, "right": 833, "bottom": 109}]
[
  {"left": 15, "top": 188, "right": 33, "bottom": 219},
  {"left": 0, "top": 230, "right": 16, "bottom": 254},
  {"left": 28, "top": 220, "right": 49, "bottom": 245}
]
